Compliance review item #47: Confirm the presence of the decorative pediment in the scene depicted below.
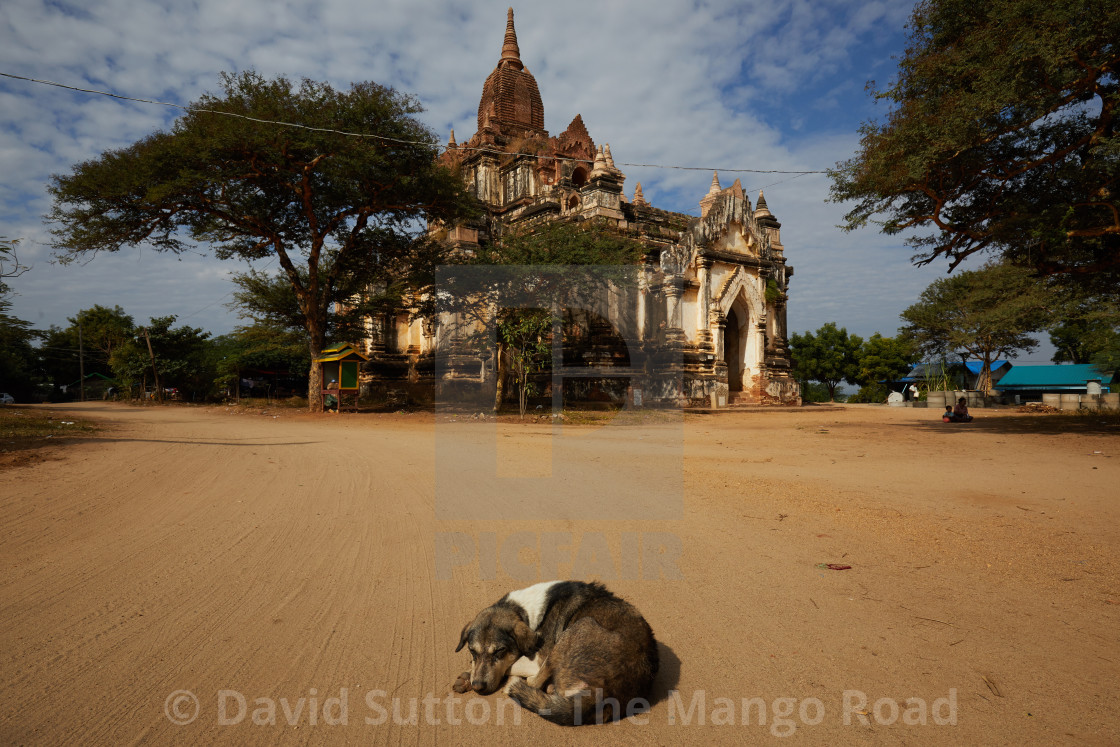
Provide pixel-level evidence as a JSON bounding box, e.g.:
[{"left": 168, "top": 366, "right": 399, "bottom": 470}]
[
  {"left": 550, "top": 114, "right": 595, "bottom": 162},
  {"left": 685, "top": 179, "right": 766, "bottom": 258},
  {"left": 715, "top": 265, "right": 764, "bottom": 319}
]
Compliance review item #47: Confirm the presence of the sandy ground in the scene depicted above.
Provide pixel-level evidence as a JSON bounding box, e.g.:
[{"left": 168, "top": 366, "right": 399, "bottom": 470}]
[{"left": 1, "top": 401, "right": 1117, "bottom": 745}]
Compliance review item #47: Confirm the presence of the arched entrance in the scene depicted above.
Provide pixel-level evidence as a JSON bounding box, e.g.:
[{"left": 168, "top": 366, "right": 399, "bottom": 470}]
[{"left": 725, "top": 308, "right": 742, "bottom": 392}]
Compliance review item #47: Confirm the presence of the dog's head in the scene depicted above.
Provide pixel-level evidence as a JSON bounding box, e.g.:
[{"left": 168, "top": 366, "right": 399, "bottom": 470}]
[{"left": 455, "top": 605, "right": 542, "bottom": 694}]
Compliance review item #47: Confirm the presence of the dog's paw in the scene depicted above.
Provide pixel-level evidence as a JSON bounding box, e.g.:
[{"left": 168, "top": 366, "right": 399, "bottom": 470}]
[
  {"left": 452, "top": 671, "right": 472, "bottom": 694},
  {"left": 503, "top": 675, "right": 524, "bottom": 696}
]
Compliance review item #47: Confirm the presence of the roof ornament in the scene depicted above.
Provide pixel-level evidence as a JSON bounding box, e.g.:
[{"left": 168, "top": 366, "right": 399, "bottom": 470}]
[
  {"left": 708, "top": 171, "right": 721, "bottom": 195},
  {"left": 591, "top": 145, "right": 608, "bottom": 177},
  {"left": 448, "top": 129, "right": 456, "bottom": 147},
  {"left": 500, "top": 7, "right": 523, "bottom": 71},
  {"left": 755, "top": 190, "right": 773, "bottom": 217},
  {"left": 634, "top": 182, "right": 647, "bottom": 205}
]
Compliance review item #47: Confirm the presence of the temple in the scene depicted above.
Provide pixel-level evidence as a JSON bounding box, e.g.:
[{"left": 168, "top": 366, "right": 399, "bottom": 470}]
[{"left": 361, "top": 8, "right": 798, "bottom": 406}]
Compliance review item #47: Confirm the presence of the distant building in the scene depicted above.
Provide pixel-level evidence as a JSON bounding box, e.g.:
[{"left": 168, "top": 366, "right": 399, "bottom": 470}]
[
  {"left": 994, "top": 364, "right": 1115, "bottom": 400},
  {"left": 903, "top": 361, "right": 1012, "bottom": 391},
  {"left": 360, "top": 8, "right": 798, "bottom": 406}
]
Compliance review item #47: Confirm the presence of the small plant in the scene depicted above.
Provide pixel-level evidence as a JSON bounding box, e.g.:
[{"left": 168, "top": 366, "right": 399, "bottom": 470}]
[
  {"left": 498, "top": 309, "right": 554, "bottom": 420},
  {"left": 765, "top": 278, "right": 781, "bottom": 305}
]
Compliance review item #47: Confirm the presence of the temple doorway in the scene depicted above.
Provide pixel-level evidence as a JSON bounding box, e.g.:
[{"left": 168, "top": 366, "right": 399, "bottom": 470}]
[{"left": 725, "top": 308, "right": 742, "bottom": 392}]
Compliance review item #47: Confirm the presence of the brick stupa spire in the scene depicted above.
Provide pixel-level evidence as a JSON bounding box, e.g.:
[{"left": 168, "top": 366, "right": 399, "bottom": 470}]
[
  {"left": 500, "top": 7, "right": 523, "bottom": 71},
  {"left": 476, "top": 7, "right": 545, "bottom": 137}
]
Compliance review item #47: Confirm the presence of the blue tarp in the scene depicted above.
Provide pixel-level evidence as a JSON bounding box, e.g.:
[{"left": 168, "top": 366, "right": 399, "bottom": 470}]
[{"left": 900, "top": 361, "right": 1008, "bottom": 382}]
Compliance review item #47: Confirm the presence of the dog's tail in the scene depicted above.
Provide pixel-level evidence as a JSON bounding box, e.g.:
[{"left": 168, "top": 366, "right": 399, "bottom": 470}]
[{"left": 507, "top": 679, "right": 612, "bottom": 726}]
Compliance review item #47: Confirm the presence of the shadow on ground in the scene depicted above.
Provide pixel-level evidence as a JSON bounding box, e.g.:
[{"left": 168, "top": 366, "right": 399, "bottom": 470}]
[
  {"left": 649, "top": 642, "right": 682, "bottom": 708},
  {"left": 907, "top": 412, "right": 1120, "bottom": 436}
]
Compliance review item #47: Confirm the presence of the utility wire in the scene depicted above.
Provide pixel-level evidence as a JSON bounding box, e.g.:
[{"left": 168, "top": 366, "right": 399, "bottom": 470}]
[
  {"left": 179, "top": 257, "right": 277, "bottom": 321},
  {"left": 1, "top": 71, "right": 828, "bottom": 176}
]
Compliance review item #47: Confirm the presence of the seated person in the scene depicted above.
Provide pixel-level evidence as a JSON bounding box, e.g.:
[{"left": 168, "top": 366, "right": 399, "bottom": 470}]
[
  {"left": 953, "top": 397, "right": 974, "bottom": 422},
  {"left": 943, "top": 405, "right": 956, "bottom": 422}
]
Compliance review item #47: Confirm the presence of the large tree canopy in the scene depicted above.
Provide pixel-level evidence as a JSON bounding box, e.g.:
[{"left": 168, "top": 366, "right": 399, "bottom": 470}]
[
  {"left": 48, "top": 71, "right": 476, "bottom": 409},
  {"left": 847, "top": 333, "right": 920, "bottom": 402},
  {"left": 438, "top": 218, "right": 648, "bottom": 411},
  {"left": 900, "top": 262, "right": 1051, "bottom": 392},
  {"left": 790, "top": 323, "right": 863, "bottom": 402},
  {"left": 0, "top": 239, "right": 38, "bottom": 401},
  {"left": 110, "top": 316, "right": 213, "bottom": 401},
  {"left": 830, "top": 0, "right": 1120, "bottom": 290}
]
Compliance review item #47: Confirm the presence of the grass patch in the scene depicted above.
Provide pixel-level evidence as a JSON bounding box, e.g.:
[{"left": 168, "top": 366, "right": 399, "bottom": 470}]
[
  {"left": 226, "top": 396, "right": 308, "bottom": 410},
  {"left": 0, "top": 407, "right": 98, "bottom": 459},
  {"left": 495, "top": 407, "right": 682, "bottom": 426}
]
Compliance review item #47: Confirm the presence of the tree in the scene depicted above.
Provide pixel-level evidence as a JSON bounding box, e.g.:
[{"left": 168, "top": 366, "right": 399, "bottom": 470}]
[
  {"left": 69, "top": 305, "right": 135, "bottom": 367},
  {"left": 228, "top": 269, "right": 367, "bottom": 343},
  {"left": 849, "top": 333, "right": 920, "bottom": 402},
  {"left": 0, "top": 248, "right": 36, "bottom": 401},
  {"left": 1047, "top": 293, "right": 1120, "bottom": 364},
  {"left": 1049, "top": 318, "right": 1120, "bottom": 365},
  {"left": 900, "top": 262, "right": 1050, "bottom": 392},
  {"left": 110, "top": 316, "right": 213, "bottom": 400},
  {"left": 856, "top": 333, "right": 919, "bottom": 386},
  {"left": 790, "top": 323, "right": 863, "bottom": 401},
  {"left": 36, "top": 326, "right": 80, "bottom": 397},
  {"left": 0, "top": 237, "right": 40, "bottom": 401},
  {"left": 0, "top": 237, "right": 30, "bottom": 284},
  {"left": 1091, "top": 333, "right": 1120, "bottom": 371},
  {"left": 48, "top": 71, "right": 475, "bottom": 411},
  {"left": 33, "top": 306, "right": 134, "bottom": 400},
  {"left": 210, "top": 324, "right": 312, "bottom": 399},
  {"left": 498, "top": 309, "right": 554, "bottom": 419},
  {"left": 830, "top": 0, "right": 1120, "bottom": 290},
  {"left": 473, "top": 219, "right": 646, "bottom": 267},
  {"left": 442, "top": 219, "right": 647, "bottom": 411}
]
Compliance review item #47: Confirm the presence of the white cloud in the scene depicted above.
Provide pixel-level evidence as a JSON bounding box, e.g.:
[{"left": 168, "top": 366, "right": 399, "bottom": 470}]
[{"left": 1, "top": 0, "right": 943, "bottom": 343}]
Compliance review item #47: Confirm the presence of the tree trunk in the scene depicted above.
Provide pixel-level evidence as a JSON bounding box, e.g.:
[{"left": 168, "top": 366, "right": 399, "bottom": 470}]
[
  {"left": 978, "top": 353, "right": 994, "bottom": 394},
  {"left": 493, "top": 341, "right": 507, "bottom": 413},
  {"left": 518, "top": 366, "right": 528, "bottom": 420},
  {"left": 307, "top": 318, "right": 325, "bottom": 413}
]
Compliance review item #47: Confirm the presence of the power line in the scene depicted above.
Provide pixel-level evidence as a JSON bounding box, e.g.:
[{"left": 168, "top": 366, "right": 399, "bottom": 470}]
[
  {"left": 179, "top": 257, "right": 277, "bottom": 321},
  {"left": 0, "top": 71, "right": 828, "bottom": 176}
]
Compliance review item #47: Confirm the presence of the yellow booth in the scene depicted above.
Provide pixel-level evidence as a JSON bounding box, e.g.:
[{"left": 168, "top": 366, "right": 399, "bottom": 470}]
[{"left": 314, "top": 343, "right": 368, "bottom": 411}]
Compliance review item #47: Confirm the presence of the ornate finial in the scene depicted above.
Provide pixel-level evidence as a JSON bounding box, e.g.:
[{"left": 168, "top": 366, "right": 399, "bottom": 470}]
[
  {"left": 501, "top": 8, "right": 523, "bottom": 70},
  {"left": 708, "top": 171, "right": 721, "bottom": 195},
  {"left": 700, "top": 171, "right": 722, "bottom": 217},
  {"left": 634, "top": 182, "right": 646, "bottom": 205},
  {"left": 755, "top": 190, "right": 772, "bottom": 217},
  {"left": 590, "top": 145, "right": 609, "bottom": 178},
  {"left": 448, "top": 129, "right": 456, "bottom": 147},
  {"left": 604, "top": 143, "right": 615, "bottom": 168}
]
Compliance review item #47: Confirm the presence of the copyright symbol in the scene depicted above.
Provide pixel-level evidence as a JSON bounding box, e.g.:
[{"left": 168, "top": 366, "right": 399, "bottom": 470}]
[{"left": 164, "top": 690, "right": 199, "bottom": 725}]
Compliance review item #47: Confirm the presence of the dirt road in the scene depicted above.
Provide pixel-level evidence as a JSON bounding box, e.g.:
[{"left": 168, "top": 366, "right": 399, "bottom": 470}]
[{"left": 1, "top": 402, "right": 1117, "bottom": 744}]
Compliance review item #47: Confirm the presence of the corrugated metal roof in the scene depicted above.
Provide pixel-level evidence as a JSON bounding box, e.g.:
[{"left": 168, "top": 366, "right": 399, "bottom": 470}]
[
  {"left": 996, "top": 364, "right": 1113, "bottom": 389},
  {"left": 901, "top": 361, "right": 1008, "bottom": 382},
  {"left": 316, "top": 350, "right": 369, "bottom": 363},
  {"left": 314, "top": 342, "right": 369, "bottom": 363},
  {"left": 964, "top": 361, "right": 1009, "bottom": 374}
]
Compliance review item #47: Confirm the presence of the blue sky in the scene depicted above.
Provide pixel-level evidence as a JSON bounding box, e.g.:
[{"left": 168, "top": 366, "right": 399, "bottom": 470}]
[{"left": 0, "top": 0, "right": 1057, "bottom": 362}]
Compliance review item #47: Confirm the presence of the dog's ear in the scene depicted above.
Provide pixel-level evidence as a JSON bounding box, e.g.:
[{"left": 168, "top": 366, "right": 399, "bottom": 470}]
[
  {"left": 455, "top": 623, "right": 471, "bottom": 653},
  {"left": 512, "top": 621, "right": 542, "bottom": 656}
]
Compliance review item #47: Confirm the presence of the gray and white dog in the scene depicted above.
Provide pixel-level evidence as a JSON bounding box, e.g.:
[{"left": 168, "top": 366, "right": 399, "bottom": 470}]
[{"left": 453, "top": 580, "right": 659, "bottom": 725}]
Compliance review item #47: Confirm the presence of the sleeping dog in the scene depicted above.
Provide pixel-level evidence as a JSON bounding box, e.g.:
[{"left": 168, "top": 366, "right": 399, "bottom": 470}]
[{"left": 453, "top": 580, "right": 658, "bottom": 725}]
